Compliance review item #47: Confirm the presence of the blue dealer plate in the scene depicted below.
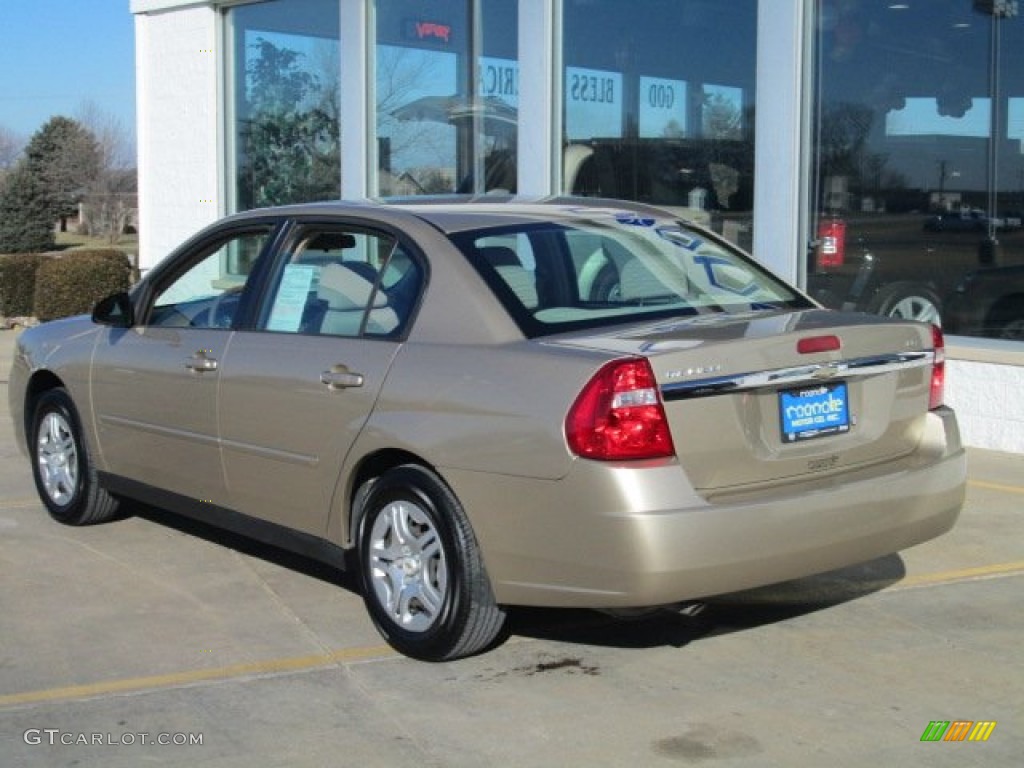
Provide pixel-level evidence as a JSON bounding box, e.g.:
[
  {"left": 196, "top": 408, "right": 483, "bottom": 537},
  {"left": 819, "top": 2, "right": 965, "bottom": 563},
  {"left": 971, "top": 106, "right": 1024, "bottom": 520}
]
[{"left": 779, "top": 382, "right": 851, "bottom": 444}]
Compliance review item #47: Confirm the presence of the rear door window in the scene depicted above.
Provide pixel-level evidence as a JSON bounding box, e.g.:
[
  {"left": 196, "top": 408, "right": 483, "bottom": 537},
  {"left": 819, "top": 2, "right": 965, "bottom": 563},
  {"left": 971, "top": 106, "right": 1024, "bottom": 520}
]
[{"left": 259, "top": 228, "right": 422, "bottom": 338}]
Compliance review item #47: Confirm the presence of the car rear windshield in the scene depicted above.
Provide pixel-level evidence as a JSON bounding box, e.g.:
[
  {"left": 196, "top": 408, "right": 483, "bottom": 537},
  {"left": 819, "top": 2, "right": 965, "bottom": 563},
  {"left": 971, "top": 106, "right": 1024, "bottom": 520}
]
[{"left": 450, "top": 211, "right": 812, "bottom": 338}]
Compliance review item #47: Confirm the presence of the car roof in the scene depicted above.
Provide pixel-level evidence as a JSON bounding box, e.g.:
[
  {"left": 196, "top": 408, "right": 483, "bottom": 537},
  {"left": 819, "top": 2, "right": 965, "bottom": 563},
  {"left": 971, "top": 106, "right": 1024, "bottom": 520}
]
[{"left": 222, "top": 195, "right": 680, "bottom": 235}]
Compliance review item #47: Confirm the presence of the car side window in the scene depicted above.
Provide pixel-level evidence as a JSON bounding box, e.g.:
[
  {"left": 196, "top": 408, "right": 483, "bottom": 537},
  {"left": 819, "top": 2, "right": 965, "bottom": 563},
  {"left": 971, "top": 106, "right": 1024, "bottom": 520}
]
[
  {"left": 261, "top": 228, "right": 421, "bottom": 338},
  {"left": 149, "top": 230, "right": 271, "bottom": 329}
]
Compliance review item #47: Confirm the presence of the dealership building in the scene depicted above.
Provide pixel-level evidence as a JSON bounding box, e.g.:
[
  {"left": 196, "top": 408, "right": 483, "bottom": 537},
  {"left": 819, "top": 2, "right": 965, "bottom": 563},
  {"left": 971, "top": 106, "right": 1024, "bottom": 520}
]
[{"left": 130, "top": 0, "right": 1024, "bottom": 452}]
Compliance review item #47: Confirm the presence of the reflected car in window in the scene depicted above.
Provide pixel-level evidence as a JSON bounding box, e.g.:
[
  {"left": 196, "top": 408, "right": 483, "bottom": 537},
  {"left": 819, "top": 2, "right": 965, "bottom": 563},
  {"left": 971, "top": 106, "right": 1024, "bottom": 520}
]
[
  {"left": 9, "top": 198, "right": 965, "bottom": 660},
  {"left": 944, "top": 265, "right": 1024, "bottom": 340},
  {"left": 805, "top": 212, "right": 1024, "bottom": 328}
]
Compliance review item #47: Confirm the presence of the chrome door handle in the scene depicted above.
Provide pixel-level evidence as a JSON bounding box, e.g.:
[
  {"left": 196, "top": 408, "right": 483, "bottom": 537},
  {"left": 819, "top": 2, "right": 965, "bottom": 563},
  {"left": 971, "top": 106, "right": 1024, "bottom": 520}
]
[
  {"left": 185, "top": 353, "right": 218, "bottom": 373},
  {"left": 320, "top": 366, "right": 364, "bottom": 390}
]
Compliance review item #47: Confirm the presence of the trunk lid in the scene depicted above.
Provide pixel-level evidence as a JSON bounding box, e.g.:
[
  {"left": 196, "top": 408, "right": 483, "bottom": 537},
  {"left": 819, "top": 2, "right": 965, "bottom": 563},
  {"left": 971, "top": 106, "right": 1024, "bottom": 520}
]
[{"left": 547, "top": 309, "right": 938, "bottom": 492}]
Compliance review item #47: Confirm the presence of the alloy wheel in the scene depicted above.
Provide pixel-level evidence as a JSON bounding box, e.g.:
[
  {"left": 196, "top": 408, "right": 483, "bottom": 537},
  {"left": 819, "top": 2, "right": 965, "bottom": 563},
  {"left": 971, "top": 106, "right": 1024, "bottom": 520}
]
[
  {"left": 36, "top": 410, "right": 78, "bottom": 507},
  {"left": 367, "top": 500, "right": 449, "bottom": 633}
]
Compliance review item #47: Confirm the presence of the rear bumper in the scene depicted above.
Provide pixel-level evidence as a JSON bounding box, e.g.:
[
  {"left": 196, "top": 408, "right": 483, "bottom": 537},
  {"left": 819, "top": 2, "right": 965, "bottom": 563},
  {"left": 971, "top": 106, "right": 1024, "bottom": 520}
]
[{"left": 449, "top": 408, "right": 966, "bottom": 608}]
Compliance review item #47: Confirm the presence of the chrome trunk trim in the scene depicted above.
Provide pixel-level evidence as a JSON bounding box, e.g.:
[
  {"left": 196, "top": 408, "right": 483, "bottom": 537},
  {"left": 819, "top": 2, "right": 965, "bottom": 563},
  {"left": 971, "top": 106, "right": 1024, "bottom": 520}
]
[{"left": 661, "top": 351, "right": 934, "bottom": 401}]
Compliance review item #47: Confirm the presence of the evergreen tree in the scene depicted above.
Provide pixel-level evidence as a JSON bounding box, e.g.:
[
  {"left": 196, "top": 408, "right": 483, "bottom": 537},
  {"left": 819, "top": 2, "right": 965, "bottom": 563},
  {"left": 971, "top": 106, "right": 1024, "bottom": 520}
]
[
  {"left": 0, "top": 117, "right": 103, "bottom": 253},
  {"left": 25, "top": 116, "right": 102, "bottom": 230},
  {"left": 0, "top": 162, "right": 55, "bottom": 253}
]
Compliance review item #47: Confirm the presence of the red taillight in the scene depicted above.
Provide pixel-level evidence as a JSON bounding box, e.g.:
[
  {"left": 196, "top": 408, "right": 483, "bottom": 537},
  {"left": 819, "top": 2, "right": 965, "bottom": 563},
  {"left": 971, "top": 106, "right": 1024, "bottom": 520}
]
[
  {"left": 566, "top": 358, "right": 675, "bottom": 461},
  {"left": 930, "top": 324, "right": 945, "bottom": 410}
]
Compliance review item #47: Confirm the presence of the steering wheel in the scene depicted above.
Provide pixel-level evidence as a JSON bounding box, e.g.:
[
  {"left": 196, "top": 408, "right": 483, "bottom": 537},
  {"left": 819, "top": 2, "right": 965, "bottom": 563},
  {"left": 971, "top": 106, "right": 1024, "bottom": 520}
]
[{"left": 207, "top": 289, "right": 240, "bottom": 329}]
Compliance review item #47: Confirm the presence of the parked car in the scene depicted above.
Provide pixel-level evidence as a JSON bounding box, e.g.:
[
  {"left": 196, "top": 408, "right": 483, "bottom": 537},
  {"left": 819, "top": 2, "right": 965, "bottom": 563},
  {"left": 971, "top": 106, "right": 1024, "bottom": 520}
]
[
  {"left": 944, "top": 264, "right": 1024, "bottom": 340},
  {"left": 807, "top": 212, "right": 1024, "bottom": 327},
  {"left": 923, "top": 210, "right": 989, "bottom": 233},
  {"left": 922, "top": 209, "right": 1021, "bottom": 233},
  {"left": 9, "top": 198, "right": 965, "bottom": 660}
]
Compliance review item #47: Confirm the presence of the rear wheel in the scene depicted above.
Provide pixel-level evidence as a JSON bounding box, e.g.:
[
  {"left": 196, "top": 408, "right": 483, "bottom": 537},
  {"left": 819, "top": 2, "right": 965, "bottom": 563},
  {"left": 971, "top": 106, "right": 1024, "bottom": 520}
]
[
  {"left": 30, "top": 388, "right": 119, "bottom": 525},
  {"left": 356, "top": 465, "right": 506, "bottom": 661},
  {"left": 868, "top": 282, "right": 942, "bottom": 325}
]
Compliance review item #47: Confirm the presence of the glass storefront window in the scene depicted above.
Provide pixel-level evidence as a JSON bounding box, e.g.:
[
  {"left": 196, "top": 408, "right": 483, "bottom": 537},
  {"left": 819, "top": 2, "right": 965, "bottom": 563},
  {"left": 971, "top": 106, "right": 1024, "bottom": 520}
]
[
  {"left": 561, "top": 0, "right": 758, "bottom": 248},
  {"left": 374, "top": 1, "right": 519, "bottom": 196},
  {"left": 228, "top": 0, "right": 341, "bottom": 212},
  {"left": 810, "top": 0, "right": 1024, "bottom": 342}
]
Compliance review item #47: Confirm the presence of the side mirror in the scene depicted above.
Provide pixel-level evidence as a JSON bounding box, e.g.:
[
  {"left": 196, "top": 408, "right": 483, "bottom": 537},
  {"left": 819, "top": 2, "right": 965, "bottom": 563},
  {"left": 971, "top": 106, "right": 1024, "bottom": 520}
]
[{"left": 92, "top": 292, "right": 135, "bottom": 328}]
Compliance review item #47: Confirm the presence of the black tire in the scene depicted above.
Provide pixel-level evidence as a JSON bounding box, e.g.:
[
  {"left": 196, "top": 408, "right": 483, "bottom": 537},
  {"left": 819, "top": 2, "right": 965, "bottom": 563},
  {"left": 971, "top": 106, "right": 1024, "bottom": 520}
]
[
  {"left": 986, "top": 296, "right": 1024, "bottom": 340},
  {"left": 356, "top": 465, "right": 507, "bottom": 661},
  {"left": 867, "top": 282, "right": 942, "bottom": 325},
  {"left": 30, "top": 388, "right": 119, "bottom": 525}
]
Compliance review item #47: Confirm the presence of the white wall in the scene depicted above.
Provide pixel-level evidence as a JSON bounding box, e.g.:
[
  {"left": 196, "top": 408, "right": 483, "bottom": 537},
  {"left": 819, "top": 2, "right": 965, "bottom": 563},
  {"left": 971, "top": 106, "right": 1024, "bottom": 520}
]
[
  {"left": 135, "top": 5, "right": 221, "bottom": 270},
  {"left": 947, "top": 357, "right": 1024, "bottom": 454}
]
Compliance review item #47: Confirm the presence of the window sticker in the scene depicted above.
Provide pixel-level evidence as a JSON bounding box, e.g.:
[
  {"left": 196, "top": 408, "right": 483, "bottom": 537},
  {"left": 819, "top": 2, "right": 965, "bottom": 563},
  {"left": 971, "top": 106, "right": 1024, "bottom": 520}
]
[
  {"left": 639, "top": 76, "right": 687, "bottom": 139},
  {"left": 267, "top": 264, "right": 315, "bottom": 332},
  {"left": 657, "top": 226, "right": 703, "bottom": 251},
  {"left": 614, "top": 213, "right": 656, "bottom": 227},
  {"left": 694, "top": 254, "right": 758, "bottom": 297},
  {"left": 565, "top": 66, "right": 623, "bottom": 140}
]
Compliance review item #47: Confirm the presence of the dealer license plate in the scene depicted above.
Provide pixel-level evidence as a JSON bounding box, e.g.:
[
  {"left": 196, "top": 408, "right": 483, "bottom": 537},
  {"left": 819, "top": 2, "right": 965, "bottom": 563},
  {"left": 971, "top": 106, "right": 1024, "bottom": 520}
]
[{"left": 779, "top": 382, "right": 850, "bottom": 444}]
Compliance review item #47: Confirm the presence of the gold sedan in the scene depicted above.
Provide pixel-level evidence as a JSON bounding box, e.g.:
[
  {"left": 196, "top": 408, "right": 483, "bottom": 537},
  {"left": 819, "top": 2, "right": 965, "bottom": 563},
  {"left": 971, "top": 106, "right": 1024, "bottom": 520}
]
[{"left": 9, "top": 199, "right": 965, "bottom": 660}]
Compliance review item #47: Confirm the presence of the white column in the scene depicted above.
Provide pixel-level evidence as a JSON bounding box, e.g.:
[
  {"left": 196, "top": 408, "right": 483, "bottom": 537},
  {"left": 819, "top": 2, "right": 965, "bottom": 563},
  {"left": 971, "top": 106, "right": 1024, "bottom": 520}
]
[
  {"left": 517, "top": 0, "right": 559, "bottom": 195},
  {"left": 340, "top": 0, "right": 371, "bottom": 198},
  {"left": 133, "top": 5, "right": 221, "bottom": 269},
  {"left": 753, "top": 0, "right": 809, "bottom": 283}
]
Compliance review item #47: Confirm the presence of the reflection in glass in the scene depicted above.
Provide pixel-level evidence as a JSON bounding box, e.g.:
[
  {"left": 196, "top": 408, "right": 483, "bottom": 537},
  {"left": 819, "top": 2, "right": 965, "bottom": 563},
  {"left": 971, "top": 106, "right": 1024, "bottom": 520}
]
[
  {"left": 374, "top": 0, "right": 519, "bottom": 196},
  {"left": 561, "top": 0, "right": 757, "bottom": 247},
  {"left": 808, "top": 0, "right": 1024, "bottom": 342},
  {"left": 228, "top": 0, "right": 341, "bottom": 211}
]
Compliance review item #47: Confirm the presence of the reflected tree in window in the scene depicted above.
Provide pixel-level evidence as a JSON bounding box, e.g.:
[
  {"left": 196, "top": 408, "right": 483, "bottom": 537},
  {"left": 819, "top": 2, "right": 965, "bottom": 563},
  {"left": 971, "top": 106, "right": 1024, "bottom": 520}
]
[
  {"left": 817, "top": 102, "right": 907, "bottom": 212},
  {"left": 703, "top": 93, "right": 743, "bottom": 141},
  {"left": 376, "top": 46, "right": 458, "bottom": 196},
  {"left": 238, "top": 38, "right": 340, "bottom": 209}
]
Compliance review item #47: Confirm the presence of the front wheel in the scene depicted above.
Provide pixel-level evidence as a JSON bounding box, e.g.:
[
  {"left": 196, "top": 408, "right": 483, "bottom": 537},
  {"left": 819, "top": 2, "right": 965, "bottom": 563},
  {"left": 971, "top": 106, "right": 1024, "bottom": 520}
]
[
  {"left": 30, "top": 388, "right": 119, "bottom": 525},
  {"left": 356, "top": 465, "right": 507, "bottom": 661}
]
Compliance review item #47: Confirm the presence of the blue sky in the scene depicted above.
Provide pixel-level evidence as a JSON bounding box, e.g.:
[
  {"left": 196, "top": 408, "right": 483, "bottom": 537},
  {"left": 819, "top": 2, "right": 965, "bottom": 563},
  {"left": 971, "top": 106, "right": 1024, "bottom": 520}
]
[{"left": 0, "top": 0, "right": 136, "bottom": 141}]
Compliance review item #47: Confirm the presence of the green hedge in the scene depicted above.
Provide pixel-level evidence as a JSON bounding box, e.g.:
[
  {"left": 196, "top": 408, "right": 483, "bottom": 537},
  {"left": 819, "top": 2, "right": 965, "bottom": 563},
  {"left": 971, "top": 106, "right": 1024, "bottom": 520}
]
[
  {"left": 34, "top": 251, "right": 133, "bottom": 322},
  {"left": 0, "top": 253, "right": 46, "bottom": 317}
]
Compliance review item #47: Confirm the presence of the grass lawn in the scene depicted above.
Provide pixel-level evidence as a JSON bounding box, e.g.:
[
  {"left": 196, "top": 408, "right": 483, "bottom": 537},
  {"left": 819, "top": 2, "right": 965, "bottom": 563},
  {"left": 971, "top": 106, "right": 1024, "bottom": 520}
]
[{"left": 55, "top": 231, "right": 139, "bottom": 255}]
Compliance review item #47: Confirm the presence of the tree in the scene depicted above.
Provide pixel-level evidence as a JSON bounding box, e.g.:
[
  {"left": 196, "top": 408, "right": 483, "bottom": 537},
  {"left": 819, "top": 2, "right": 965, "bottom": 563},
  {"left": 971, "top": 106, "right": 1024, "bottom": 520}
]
[
  {"left": 376, "top": 45, "right": 454, "bottom": 191},
  {"left": 76, "top": 103, "right": 137, "bottom": 243},
  {"left": 819, "top": 103, "right": 874, "bottom": 179},
  {"left": 0, "top": 116, "right": 112, "bottom": 253},
  {"left": 24, "top": 117, "right": 102, "bottom": 231},
  {"left": 703, "top": 92, "right": 742, "bottom": 140},
  {"left": 237, "top": 38, "right": 340, "bottom": 209},
  {"left": 0, "top": 162, "right": 56, "bottom": 253}
]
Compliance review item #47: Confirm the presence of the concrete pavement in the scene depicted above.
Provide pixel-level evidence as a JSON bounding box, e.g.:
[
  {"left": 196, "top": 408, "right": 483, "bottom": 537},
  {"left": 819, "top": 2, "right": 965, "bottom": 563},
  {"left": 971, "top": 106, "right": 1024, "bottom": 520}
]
[{"left": 0, "top": 327, "right": 1021, "bottom": 767}]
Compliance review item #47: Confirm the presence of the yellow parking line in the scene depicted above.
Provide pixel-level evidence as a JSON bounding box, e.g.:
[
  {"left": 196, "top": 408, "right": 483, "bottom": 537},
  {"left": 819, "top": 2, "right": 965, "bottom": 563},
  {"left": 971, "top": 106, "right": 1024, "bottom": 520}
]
[
  {"left": 0, "top": 644, "right": 396, "bottom": 709},
  {"left": 1, "top": 469, "right": 1021, "bottom": 711},
  {"left": 967, "top": 479, "right": 1024, "bottom": 495},
  {"left": 0, "top": 498, "right": 40, "bottom": 509},
  {"left": 889, "top": 560, "right": 1024, "bottom": 591},
  {"left": 4, "top": 562, "right": 1024, "bottom": 710}
]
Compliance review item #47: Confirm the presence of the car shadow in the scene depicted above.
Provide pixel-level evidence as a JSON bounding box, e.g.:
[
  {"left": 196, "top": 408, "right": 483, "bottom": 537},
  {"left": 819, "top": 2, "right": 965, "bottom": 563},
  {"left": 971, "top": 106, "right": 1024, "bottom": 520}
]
[
  {"left": 506, "top": 554, "right": 907, "bottom": 651},
  {"left": 124, "top": 502, "right": 906, "bottom": 655},
  {"left": 126, "top": 502, "right": 363, "bottom": 596}
]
